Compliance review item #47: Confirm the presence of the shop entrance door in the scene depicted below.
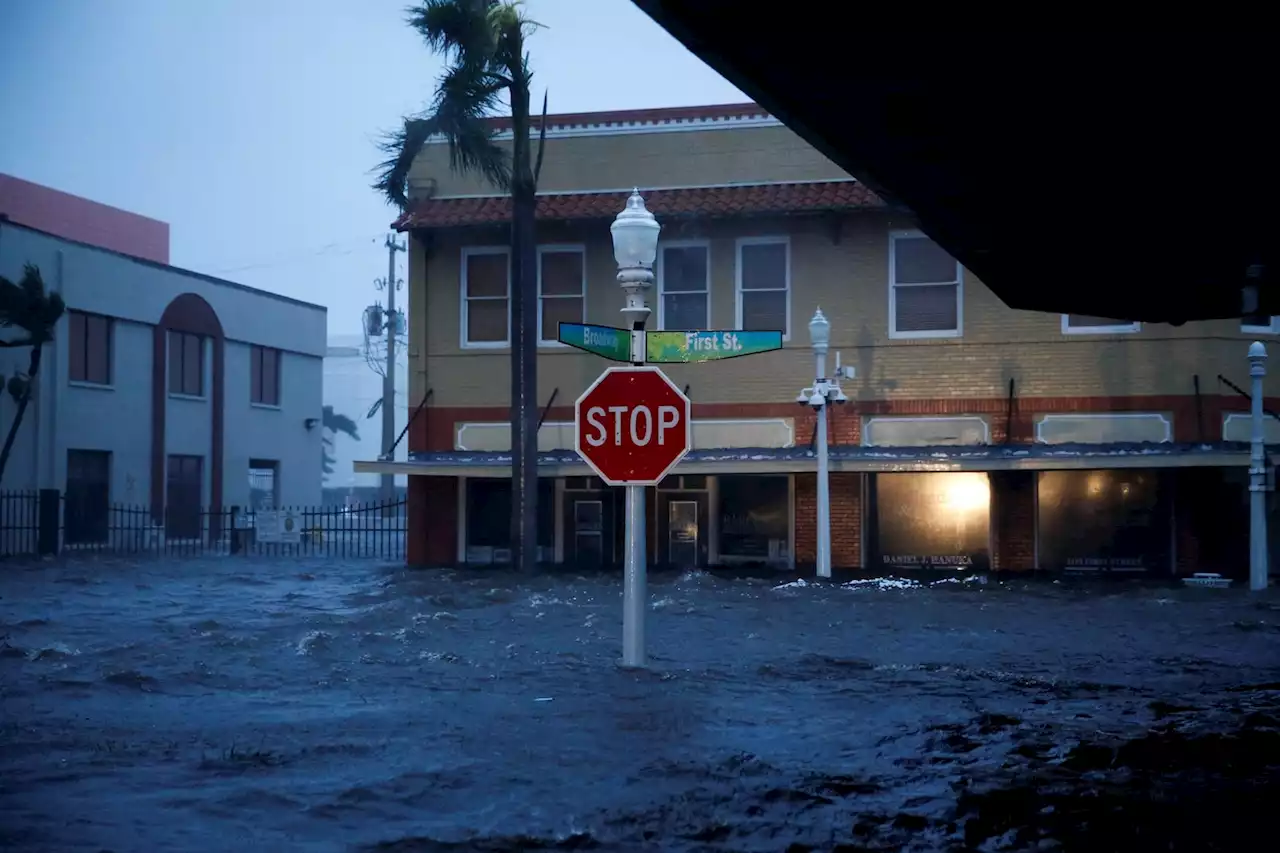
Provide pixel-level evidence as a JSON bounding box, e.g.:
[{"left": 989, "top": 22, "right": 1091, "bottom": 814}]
[{"left": 668, "top": 500, "right": 699, "bottom": 567}]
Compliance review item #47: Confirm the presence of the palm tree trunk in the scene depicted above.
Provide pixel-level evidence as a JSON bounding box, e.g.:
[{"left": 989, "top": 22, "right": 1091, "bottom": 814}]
[
  {"left": 509, "top": 77, "right": 540, "bottom": 572},
  {"left": 0, "top": 345, "right": 43, "bottom": 486}
]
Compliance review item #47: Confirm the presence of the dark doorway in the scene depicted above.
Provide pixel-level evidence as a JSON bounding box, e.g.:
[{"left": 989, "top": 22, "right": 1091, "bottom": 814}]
[
  {"left": 1037, "top": 469, "right": 1172, "bottom": 574},
  {"left": 655, "top": 480, "right": 709, "bottom": 569},
  {"left": 65, "top": 449, "right": 110, "bottom": 545},
  {"left": 165, "top": 454, "right": 204, "bottom": 540},
  {"left": 563, "top": 478, "right": 620, "bottom": 568}
]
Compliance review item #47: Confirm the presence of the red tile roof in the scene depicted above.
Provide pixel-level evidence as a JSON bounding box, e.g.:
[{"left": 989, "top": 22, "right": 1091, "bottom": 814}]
[{"left": 392, "top": 181, "right": 884, "bottom": 231}]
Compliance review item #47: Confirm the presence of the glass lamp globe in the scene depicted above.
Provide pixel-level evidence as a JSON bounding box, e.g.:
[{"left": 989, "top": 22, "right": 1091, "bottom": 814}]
[
  {"left": 610, "top": 189, "right": 661, "bottom": 269},
  {"left": 809, "top": 307, "right": 831, "bottom": 352}
]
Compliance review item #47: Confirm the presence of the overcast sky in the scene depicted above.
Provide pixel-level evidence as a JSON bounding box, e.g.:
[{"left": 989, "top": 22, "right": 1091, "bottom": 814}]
[{"left": 0, "top": 0, "right": 744, "bottom": 333}]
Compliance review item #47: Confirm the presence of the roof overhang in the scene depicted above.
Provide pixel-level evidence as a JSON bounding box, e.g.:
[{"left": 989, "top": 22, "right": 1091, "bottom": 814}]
[
  {"left": 627, "top": 8, "right": 1278, "bottom": 324},
  {"left": 356, "top": 443, "right": 1256, "bottom": 478}
]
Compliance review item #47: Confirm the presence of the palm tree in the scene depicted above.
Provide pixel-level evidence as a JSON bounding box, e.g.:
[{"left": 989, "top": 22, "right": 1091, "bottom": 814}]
[
  {"left": 321, "top": 405, "right": 360, "bottom": 481},
  {"left": 374, "top": 0, "right": 548, "bottom": 572},
  {"left": 0, "top": 264, "right": 66, "bottom": 486}
]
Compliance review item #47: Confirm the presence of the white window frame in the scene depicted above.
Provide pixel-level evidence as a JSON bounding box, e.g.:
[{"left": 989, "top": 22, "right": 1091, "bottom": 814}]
[
  {"left": 657, "top": 239, "right": 712, "bottom": 331},
  {"left": 459, "top": 246, "right": 511, "bottom": 349},
  {"left": 1242, "top": 316, "right": 1279, "bottom": 334},
  {"left": 536, "top": 244, "right": 587, "bottom": 347},
  {"left": 734, "top": 235, "right": 791, "bottom": 341},
  {"left": 1060, "top": 314, "right": 1141, "bottom": 335},
  {"left": 888, "top": 229, "right": 964, "bottom": 340}
]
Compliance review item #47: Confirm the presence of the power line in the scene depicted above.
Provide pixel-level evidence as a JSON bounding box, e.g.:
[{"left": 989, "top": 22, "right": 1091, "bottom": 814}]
[{"left": 191, "top": 234, "right": 387, "bottom": 277}]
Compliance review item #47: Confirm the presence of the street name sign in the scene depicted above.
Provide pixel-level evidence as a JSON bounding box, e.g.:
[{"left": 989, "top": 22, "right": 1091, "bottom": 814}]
[
  {"left": 557, "top": 322, "right": 631, "bottom": 362},
  {"left": 574, "top": 366, "right": 692, "bottom": 486},
  {"left": 646, "top": 330, "right": 783, "bottom": 363}
]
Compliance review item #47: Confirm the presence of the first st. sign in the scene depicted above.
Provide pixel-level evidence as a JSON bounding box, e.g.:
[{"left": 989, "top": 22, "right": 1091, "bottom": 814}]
[{"left": 574, "top": 366, "right": 692, "bottom": 486}]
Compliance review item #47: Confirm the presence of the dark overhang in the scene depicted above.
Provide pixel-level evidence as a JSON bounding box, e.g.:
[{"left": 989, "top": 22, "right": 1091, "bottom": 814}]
[{"left": 628, "top": 9, "right": 1277, "bottom": 325}]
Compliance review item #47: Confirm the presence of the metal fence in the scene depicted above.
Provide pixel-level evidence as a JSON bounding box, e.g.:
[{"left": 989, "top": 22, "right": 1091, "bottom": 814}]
[{"left": 0, "top": 490, "right": 407, "bottom": 561}]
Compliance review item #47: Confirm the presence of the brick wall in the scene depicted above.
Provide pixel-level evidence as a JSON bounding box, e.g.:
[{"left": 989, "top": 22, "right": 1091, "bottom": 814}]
[
  {"left": 794, "top": 472, "right": 863, "bottom": 570},
  {"left": 407, "top": 476, "right": 457, "bottom": 567},
  {"left": 991, "top": 471, "right": 1037, "bottom": 570}
]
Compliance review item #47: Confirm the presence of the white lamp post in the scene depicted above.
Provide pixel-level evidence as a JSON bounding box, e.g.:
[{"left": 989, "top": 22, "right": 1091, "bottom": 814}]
[
  {"left": 797, "top": 308, "right": 848, "bottom": 578},
  {"left": 1249, "top": 340, "right": 1269, "bottom": 591},
  {"left": 610, "top": 189, "right": 661, "bottom": 667}
]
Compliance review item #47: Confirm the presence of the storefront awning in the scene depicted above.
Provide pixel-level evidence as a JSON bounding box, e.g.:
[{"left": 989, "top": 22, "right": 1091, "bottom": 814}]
[{"left": 356, "top": 442, "right": 1260, "bottom": 479}]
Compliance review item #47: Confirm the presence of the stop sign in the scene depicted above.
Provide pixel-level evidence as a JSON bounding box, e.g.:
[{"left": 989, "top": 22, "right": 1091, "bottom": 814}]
[{"left": 574, "top": 366, "right": 692, "bottom": 486}]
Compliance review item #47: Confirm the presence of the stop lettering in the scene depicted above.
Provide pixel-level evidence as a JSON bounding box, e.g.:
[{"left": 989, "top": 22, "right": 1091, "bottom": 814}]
[{"left": 574, "top": 366, "right": 692, "bottom": 486}]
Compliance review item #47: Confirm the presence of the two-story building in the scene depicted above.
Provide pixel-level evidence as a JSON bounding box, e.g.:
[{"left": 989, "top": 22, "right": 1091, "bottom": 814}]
[
  {"left": 359, "top": 103, "right": 1278, "bottom": 579},
  {"left": 1, "top": 198, "right": 327, "bottom": 547}
]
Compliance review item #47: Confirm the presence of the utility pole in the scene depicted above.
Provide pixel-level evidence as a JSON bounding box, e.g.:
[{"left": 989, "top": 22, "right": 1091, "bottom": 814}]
[{"left": 378, "top": 234, "right": 406, "bottom": 509}]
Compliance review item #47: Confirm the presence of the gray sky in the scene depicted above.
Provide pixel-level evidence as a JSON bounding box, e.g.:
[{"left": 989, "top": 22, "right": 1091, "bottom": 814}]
[{"left": 0, "top": 0, "right": 744, "bottom": 333}]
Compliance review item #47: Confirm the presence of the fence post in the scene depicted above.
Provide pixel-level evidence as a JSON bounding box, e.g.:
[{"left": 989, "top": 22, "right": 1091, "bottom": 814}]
[
  {"left": 37, "top": 489, "right": 60, "bottom": 556},
  {"left": 229, "top": 505, "right": 241, "bottom": 554}
]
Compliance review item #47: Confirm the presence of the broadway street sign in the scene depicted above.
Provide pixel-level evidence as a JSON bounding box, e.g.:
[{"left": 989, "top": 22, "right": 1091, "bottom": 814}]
[
  {"left": 646, "top": 330, "right": 783, "bottom": 363},
  {"left": 558, "top": 322, "right": 631, "bottom": 362}
]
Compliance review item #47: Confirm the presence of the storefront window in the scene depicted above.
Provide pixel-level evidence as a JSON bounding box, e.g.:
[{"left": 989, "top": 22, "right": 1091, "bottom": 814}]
[
  {"left": 465, "top": 479, "right": 554, "bottom": 554},
  {"left": 875, "top": 472, "right": 991, "bottom": 569},
  {"left": 718, "top": 475, "right": 790, "bottom": 561},
  {"left": 1037, "top": 470, "right": 1169, "bottom": 573}
]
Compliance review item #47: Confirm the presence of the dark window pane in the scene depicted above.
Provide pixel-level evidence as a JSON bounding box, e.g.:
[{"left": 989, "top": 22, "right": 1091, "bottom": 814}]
[
  {"left": 1036, "top": 470, "right": 1169, "bottom": 573},
  {"left": 168, "top": 331, "right": 183, "bottom": 393},
  {"left": 85, "top": 316, "right": 110, "bottom": 384},
  {"left": 740, "top": 290, "right": 787, "bottom": 332},
  {"left": 663, "top": 293, "right": 707, "bottom": 330},
  {"left": 540, "top": 250, "right": 583, "bottom": 296},
  {"left": 894, "top": 236, "right": 958, "bottom": 284},
  {"left": 740, "top": 242, "right": 787, "bottom": 290},
  {"left": 69, "top": 312, "right": 87, "bottom": 382},
  {"left": 661, "top": 246, "right": 708, "bottom": 293},
  {"left": 718, "top": 475, "right": 789, "bottom": 559},
  {"left": 894, "top": 284, "right": 959, "bottom": 333},
  {"left": 541, "top": 296, "right": 583, "bottom": 341},
  {"left": 466, "top": 252, "right": 508, "bottom": 298},
  {"left": 263, "top": 348, "right": 279, "bottom": 405},
  {"left": 467, "top": 299, "right": 508, "bottom": 343},
  {"left": 250, "top": 346, "right": 263, "bottom": 402},
  {"left": 183, "top": 334, "right": 202, "bottom": 395},
  {"left": 875, "top": 472, "right": 991, "bottom": 569}
]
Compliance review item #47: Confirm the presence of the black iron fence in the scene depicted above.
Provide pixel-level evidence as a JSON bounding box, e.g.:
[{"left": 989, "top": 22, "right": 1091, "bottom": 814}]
[{"left": 0, "top": 489, "right": 406, "bottom": 561}]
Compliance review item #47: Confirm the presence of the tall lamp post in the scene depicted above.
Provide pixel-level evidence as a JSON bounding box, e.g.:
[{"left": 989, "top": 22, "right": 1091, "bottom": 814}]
[
  {"left": 610, "top": 189, "right": 661, "bottom": 667},
  {"left": 1249, "top": 340, "right": 1269, "bottom": 591},
  {"left": 797, "top": 308, "right": 848, "bottom": 578}
]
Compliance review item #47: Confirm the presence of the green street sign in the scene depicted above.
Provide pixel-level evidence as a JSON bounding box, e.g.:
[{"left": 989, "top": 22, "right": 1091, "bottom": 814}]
[
  {"left": 646, "top": 330, "right": 783, "bottom": 363},
  {"left": 558, "top": 322, "right": 631, "bottom": 362}
]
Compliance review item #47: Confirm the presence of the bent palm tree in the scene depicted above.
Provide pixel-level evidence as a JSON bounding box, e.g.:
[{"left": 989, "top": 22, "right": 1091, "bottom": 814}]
[
  {"left": 375, "top": 0, "right": 548, "bottom": 571},
  {"left": 0, "top": 263, "right": 66, "bottom": 485},
  {"left": 321, "top": 404, "right": 361, "bottom": 481}
]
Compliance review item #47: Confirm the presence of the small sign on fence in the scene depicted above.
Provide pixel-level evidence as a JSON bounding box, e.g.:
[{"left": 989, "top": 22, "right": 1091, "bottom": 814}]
[{"left": 255, "top": 509, "right": 301, "bottom": 544}]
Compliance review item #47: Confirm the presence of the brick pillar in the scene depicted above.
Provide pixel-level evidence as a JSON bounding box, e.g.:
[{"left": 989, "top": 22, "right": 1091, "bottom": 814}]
[
  {"left": 794, "top": 473, "right": 816, "bottom": 568},
  {"left": 407, "top": 475, "right": 457, "bottom": 567},
  {"left": 992, "top": 471, "right": 1036, "bottom": 571},
  {"left": 831, "top": 473, "right": 863, "bottom": 569}
]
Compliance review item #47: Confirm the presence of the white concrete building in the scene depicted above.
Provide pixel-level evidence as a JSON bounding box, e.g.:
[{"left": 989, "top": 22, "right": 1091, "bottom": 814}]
[{"left": 0, "top": 219, "right": 327, "bottom": 542}]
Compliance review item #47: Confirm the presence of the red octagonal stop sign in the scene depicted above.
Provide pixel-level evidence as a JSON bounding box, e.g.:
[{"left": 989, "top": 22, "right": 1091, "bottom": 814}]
[{"left": 574, "top": 366, "right": 692, "bottom": 486}]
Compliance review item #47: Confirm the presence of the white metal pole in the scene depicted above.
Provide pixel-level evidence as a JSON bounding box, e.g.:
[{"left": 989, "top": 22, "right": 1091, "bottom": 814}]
[
  {"left": 1249, "top": 341, "right": 1269, "bottom": 591},
  {"left": 815, "top": 346, "right": 832, "bottom": 579}
]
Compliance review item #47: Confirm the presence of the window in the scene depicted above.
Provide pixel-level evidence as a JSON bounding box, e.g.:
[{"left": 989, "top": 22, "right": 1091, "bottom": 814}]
[
  {"left": 1061, "top": 314, "right": 1140, "bottom": 334},
  {"left": 248, "top": 460, "right": 278, "bottom": 510},
  {"left": 168, "top": 331, "right": 205, "bottom": 396},
  {"left": 165, "top": 454, "right": 204, "bottom": 540},
  {"left": 461, "top": 247, "right": 510, "bottom": 347},
  {"left": 67, "top": 311, "right": 113, "bottom": 385},
  {"left": 65, "top": 450, "right": 110, "bottom": 545},
  {"left": 250, "top": 346, "right": 281, "bottom": 406},
  {"left": 658, "top": 242, "right": 710, "bottom": 330},
  {"left": 718, "top": 475, "right": 790, "bottom": 561},
  {"left": 464, "top": 478, "right": 554, "bottom": 549},
  {"left": 537, "top": 245, "right": 586, "bottom": 344},
  {"left": 736, "top": 237, "right": 790, "bottom": 337},
  {"left": 1243, "top": 316, "right": 1278, "bottom": 334},
  {"left": 889, "top": 231, "right": 963, "bottom": 338}
]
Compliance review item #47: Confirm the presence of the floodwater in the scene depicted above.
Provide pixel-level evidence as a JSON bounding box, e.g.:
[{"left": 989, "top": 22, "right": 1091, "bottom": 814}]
[{"left": 1, "top": 559, "right": 1278, "bottom": 853}]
